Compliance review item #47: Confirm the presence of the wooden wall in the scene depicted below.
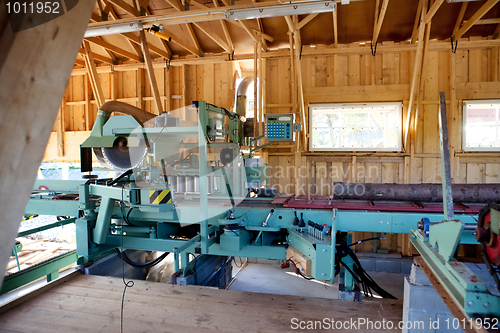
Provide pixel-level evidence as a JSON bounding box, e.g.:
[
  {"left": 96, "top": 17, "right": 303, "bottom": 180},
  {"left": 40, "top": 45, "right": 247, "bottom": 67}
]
[{"left": 44, "top": 38, "right": 500, "bottom": 254}]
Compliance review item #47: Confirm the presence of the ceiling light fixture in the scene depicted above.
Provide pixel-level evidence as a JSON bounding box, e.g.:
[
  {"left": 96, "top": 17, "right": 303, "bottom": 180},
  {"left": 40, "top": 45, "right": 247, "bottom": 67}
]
[
  {"left": 224, "top": 1, "right": 336, "bottom": 20},
  {"left": 84, "top": 22, "right": 143, "bottom": 38}
]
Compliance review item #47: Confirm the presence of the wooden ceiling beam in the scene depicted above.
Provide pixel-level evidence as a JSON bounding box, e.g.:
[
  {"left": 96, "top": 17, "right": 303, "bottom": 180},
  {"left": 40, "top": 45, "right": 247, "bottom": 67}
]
[
  {"left": 165, "top": 0, "right": 204, "bottom": 56},
  {"left": 453, "top": 0, "right": 500, "bottom": 41},
  {"left": 333, "top": 10, "right": 338, "bottom": 46},
  {"left": 122, "top": 32, "right": 171, "bottom": 58},
  {"left": 107, "top": 0, "right": 141, "bottom": 17},
  {"left": 297, "top": 13, "right": 319, "bottom": 30},
  {"left": 411, "top": 0, "right": 425, "bottom": 43},
  {"left": 212, "top": 0, "right": 234, "bottom": 51},
  {"left": 194, "top": 21, "right": 232, "bottom": 53},
  {"left": 219, "top": 0, "right": 273, "bottom": 42},
  {"left": 86, "top": 37, "right": 144, "bottom": 62},
  {"left": 372, "top": 0, "right": 389, "bottom": 45},
  {"left": 494, "top": 23, "right": 500, "bottom": 39},
  {"left": 139, "top": 30, "right": 164, "bottom": 114},
  {"left": 83, "top": 41, "right": 106, "bottom": 107},
  {"left": 423, "top": 0, "right": 444, "bottom": 24},
  {"left": 122, "top": 2, "right": 173, "bottom": 57},
  {"left": 284, "top": 16, "right": 294, "bottom": 33},
  {"left": 464, "top": 18, "right": 500, "bottom": 25},
  {"left": 78, "top": 48, "right": 117, "bottom": 65},
  {"left": 452, "top": 2, "right": 468, "bottom": 37}
]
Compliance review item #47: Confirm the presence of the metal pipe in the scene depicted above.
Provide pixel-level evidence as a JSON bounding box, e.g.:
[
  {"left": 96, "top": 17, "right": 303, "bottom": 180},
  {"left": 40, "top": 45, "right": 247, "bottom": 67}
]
[
  {"left": 417, "top": 220, "right": 477, "bottom": 231},
  {"left": 332, "top": 183, "right": 500, "bottom": 203}
]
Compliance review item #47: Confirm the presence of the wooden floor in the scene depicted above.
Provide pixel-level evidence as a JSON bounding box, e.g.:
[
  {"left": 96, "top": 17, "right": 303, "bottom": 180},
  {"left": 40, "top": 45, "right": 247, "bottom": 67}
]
[{"left": 0, "top": 274, "right": 403, "bottom": 332}]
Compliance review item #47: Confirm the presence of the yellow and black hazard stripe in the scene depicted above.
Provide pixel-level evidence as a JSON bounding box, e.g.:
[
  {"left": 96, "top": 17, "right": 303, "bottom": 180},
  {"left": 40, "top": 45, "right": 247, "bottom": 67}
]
[{"left": 149, "top": 190, "right": 172, "bottom": 204}]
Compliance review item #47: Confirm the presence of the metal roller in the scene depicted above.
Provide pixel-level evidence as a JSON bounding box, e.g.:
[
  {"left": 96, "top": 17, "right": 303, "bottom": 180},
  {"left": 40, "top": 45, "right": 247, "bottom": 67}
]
[
  {"left": 332, "top": 183, "right": 500, "bottom": 203},
  {"left": 167, "top": 175, "right": 177, "bottom": 191},
  {"left": 185, "top": 176, "right": 194, "bottom": 193},
  {"left": 176, "top": 176, "right": 186, "bottom": 193},
  {"left": 194, "top": 176, "right": 200, "bottom": 193}
]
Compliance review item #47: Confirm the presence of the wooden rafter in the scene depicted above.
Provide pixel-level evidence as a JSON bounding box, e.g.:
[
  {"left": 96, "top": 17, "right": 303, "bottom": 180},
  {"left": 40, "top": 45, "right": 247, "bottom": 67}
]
[
  {"left": 218, "top": 0, "right": 273, "bottom": 43},
  {"left": 122, "top": 32, "right": 170, "bottom": 58},
  {"left": 410, "top": 0, "right": 424, "bottom": 43},
  {"left": 212, "top": 0, "right": 234, "bottom": 51},
  {"left": 82, "top": 40, "right": 106, "bottom": 107},
  {"left": 453, "top": 0, "right": 500, "bottom": 41},
  {"left": 372, "top": 0, "right": 389, "bottom": 46},
  {"left": 139, "top": 30, "right": 164, "bottom": 114},
  {"left": 252, "top": 0, "right": 268, "bottom": 51},
  {"left": 298, "top": 13, "right": 319, "bottom": 30},
  {"left": 452, "top": 2, "right": 468, "bottom": 37},
  {"left": 423, "top": 0, "right": 444, "bottom": 24},
  {"left": 194, "top": 21, "right": 232, "bottom": 53},
  {"left": 464, "top": 18, "right": 500, "bottom": 25},
  {"left": 107, "top": 0, "right": 140, "bottom": 16},
  {"left": 494, "top": 23, "right": 500, "bottom": 39},
  {"left": 332, "top": 10, "right": 338, "bottom": 46},
  {"left": 165, "top": 0, "right": 204, "bottom": 56},
  {"left": 78, "top": 48, "right": 116, "bottom": 65},
  {"left": 86, "top": 37, "right": 144, "bottom": 62}
]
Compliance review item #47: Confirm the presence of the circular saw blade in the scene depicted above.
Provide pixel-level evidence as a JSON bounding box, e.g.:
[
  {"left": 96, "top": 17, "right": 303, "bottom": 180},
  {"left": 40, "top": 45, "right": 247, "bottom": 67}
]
[{"left": 94, "top": 137, "right": 147, "bottom": 170}]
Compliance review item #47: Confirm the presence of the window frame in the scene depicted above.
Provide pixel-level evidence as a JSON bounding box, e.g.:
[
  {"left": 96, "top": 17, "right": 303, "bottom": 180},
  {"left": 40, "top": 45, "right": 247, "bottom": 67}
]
[
  {"left": 462, "top": 99, "right": 500, "bottom": 152},
  {"left": 308, "top": 102, "right": 403, "bottom": 152}
]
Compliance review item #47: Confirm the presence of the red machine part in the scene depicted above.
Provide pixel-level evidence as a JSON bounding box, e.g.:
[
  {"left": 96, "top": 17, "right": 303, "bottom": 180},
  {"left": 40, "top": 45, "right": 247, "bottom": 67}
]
[{"left": 476, "top": 211, "right": 500, "bottom": 266}]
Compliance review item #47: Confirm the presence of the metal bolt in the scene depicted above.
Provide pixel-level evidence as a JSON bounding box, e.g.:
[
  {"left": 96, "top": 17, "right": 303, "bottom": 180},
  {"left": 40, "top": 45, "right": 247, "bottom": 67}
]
[
  {"left": 484, "top": 303, "right": 490, "bottom": 308},
  {"left": 395, "top": 222, "right": 398, "bottom": 225},
  {"left": 386, "top": 222, "right": 389, "bottom": 225},
  {"left": 380, "top": 221, "right": 383, "bottom": 224},
  {"left": 322, "top": 249, "right": 327, "bottom": 252},
  {"left": 468, "top": 301, "right": 475, "bottom": 307},
  {"left": 322, "top": 273, "right": 326, "bottom": 276}
]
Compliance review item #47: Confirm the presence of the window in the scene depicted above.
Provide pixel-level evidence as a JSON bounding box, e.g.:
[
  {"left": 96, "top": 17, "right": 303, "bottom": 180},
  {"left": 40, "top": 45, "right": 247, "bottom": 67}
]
[
  {"left": 463, "top": 100, "right": 500, "bottom": 151},
  {"left": 309, "top": 102, "right": 402, "bottom": 151}
]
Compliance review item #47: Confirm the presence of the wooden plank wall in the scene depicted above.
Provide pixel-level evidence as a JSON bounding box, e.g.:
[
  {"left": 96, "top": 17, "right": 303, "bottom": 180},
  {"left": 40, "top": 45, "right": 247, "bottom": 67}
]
[{"left": 44, "top": 39, "right": 500, "bottom": 254}]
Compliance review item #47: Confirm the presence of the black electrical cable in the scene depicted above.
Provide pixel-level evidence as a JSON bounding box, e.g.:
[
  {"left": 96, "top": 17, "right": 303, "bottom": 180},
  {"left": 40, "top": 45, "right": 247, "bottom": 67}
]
[
  {"left": 334, "top": 237, "right": 396, "bottom": 299},
  {"left": 115, "top": 249, "right": 169, "bottom": 269},
  {"left": 120, "top": 184, "right": 134, "bottom": 333},
  {"left": 347, "top": 236, "right": 384, "bottom": 247}
]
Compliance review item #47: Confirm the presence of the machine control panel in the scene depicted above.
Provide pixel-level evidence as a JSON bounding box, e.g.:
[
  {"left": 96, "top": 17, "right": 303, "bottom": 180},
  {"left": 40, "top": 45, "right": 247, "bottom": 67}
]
[{"left": 265, "top": 113, "right": 294, "bottom": 142}]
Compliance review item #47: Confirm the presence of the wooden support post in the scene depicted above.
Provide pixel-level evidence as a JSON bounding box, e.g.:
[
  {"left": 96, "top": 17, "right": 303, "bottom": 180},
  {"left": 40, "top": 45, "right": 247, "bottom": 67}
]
[
  {"left": 166, "top": 67, "right": 171, "bottom": 112},
  {"left": 404, "top": 0, "right": 427, "bottom": 148},
  {"left": 84, "top": 73, "right": 91, "bottom": 131},
  {"left": 181, "top": 64, "right": 188, "bottom": 108},
  {"left": 57, "top": 99, "right": 65, "bottom": 157},
  {"left": 414, "top": 21, "right": 432, "bottom": 137},
  {"left": 258, "top": 33, "right": 263, "bottom": 137},
  {"left": 83, "top": 41, "right": 106, "bottom": 107},
  {"left": 137, "top": 68, "right": 145, "bottom": 110},
  {"left": 0, "top": 0, "right": 95, "bottom": 287},
  {"left": 254, "top": 41, "right": 258, "bottom": 138},
  {"left": 139, "top": 30, "right": 164, "bottom": 114},
  {"left": 333, "top": 10, "right": 338, "bottom": 47}
]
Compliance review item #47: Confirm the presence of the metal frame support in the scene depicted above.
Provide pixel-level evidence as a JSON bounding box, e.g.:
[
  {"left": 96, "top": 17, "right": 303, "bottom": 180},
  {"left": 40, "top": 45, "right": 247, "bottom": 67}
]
[{"left": 438, "top": 92, "right": 454, "bottom": 221}]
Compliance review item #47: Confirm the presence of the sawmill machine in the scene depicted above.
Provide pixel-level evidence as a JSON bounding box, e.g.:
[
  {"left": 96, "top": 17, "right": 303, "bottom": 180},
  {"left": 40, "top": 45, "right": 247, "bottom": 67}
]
[{"left": 24, "top": 97, "right": 497, "bottom": 304}]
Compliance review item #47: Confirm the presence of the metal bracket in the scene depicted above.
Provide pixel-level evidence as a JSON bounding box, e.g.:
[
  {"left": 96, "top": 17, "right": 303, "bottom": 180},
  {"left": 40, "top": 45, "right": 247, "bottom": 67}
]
[{"left": 371, "top": 41, "right": 378, "bottom": 56}]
